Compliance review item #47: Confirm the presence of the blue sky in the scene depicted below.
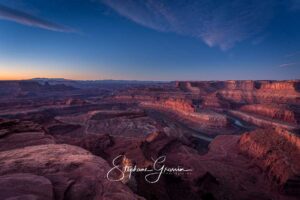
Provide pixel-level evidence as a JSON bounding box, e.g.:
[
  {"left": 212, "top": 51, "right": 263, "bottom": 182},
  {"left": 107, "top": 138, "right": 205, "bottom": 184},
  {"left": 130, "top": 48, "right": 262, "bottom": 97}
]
[{"left": 0, "top": 0, "right": 299, "bottom": 80}]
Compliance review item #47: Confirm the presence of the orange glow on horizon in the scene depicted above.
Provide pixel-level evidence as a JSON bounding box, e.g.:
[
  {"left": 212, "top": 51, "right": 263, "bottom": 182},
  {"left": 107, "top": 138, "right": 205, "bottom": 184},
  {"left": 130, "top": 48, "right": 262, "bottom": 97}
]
[
  {"left": 0, "top": 62, "right": 160, "bottom": 81},
  {"left": 0, "top": 65, "right": 105, "bottom": 81},
  {"left": 0, "top": 67, "right": 129, "bottom": 80},
  {"left": 0, "top": 73, "right": 103, "bottom": 81},
  {"left": 0, "top": 65, "right": 149, "bottom": 81}
]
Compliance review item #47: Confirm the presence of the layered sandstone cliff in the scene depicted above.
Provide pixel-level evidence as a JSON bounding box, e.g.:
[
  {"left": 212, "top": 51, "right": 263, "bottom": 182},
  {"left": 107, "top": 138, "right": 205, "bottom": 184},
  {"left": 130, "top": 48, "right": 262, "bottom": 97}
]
[
  {"left": 229, "top": 110, "right": 298, "bottom": 131},
  {"left": 240, "top": 104, "right": 298, "bottom": 124},
  {"left": 173, "top": 80, "right": 300, "bottom": 131},
  {"left": 176, "top": 80, "right": 300, "bottom": 105},
  {"left": 239, "top": 128, "right": 300, "bottom": 196},
  {"left": 141, "top": 99, "right": 229, "bottom": 127}
]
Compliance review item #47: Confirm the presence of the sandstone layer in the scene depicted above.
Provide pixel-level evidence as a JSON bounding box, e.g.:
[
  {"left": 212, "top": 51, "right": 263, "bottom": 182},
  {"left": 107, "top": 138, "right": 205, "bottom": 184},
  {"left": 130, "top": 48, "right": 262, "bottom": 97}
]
[{"left": 239, "top": 128, "right": 300, "bottom": 196}]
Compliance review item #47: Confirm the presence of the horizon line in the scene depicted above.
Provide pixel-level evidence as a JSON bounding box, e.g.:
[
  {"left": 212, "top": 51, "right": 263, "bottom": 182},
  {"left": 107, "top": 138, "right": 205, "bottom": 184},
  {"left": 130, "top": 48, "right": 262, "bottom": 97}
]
[{"left": 0, "top": 77, "right": 299, "bottom": 82}]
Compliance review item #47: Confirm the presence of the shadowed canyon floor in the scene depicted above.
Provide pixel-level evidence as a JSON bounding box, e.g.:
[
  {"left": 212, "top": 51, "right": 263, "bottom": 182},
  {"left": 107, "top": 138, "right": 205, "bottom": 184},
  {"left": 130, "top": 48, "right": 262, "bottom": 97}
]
[{"left": 0, "top": 79, "right": 299, "bottom": 200}]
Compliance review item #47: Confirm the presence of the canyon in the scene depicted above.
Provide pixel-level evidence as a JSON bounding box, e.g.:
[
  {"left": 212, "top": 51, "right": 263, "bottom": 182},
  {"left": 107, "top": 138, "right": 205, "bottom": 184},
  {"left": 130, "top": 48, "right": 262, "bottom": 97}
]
[{"left": 0, "top": 79, "right": 299, "bottom": 200}]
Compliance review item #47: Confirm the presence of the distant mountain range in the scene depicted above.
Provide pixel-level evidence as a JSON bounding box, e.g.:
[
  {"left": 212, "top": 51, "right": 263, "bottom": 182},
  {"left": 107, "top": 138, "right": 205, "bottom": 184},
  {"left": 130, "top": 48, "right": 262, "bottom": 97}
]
[
  {"left": 31, "top": 78, "right": 167, "bottom": 83},
  {"left": 30, "top": 78, "right": 168, "bottom": 89}
]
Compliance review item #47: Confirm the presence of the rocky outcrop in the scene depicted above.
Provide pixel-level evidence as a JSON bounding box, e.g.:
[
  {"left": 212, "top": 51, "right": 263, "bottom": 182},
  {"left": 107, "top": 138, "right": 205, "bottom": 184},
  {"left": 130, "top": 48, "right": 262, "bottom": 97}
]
[
  {"left": 0, "top": 119, "right": 42, "bottom": 137},
  {"left": 240, "top": 104, "right": 298, "bottom": 124},
  {"left": 159, "top": 98, "right": 195, "bottom": 113},
  {"left": 239, "top": 128, "right": 300, "bottom": 196},
  {"left": 229, "top": 110, "right": 299, "bottom": 131},
  {"left": 176, "top": 81, "right": 224, "bottom": 94},
  {"left": 156, "top": 130, "right": 300, "bottom": 200},
  {"left": 219, "top": 90, "right": 300, "bottom": 105},
  {"left": 224, "top": 80, "right": 258, "bottom": 90},
  {"left": 57, "top": 134, "right": 113, "bottom": 159},
  {"left": 221, "top": 80, "right": 300, "bottom": 105},
  {"left": 260, "top": 81, "right": 299, "bottom": 91},
  {"left": 176, "top": 80, "right": 300, "bottom": 105},
  {"left": 0, "top": 144, "right": 144, "bottom": 200},
  {"left": 141, "top": 131, "right": 183, "bottom": 160},
  {"left": 142, "top": 101, "right": 229, "bottom": 128},
  {"left": 182, "top": 82, "right": 201, "bottom": 93},
  {"left": 177, "top": 80, "right": 299, "bottom": 92},
  {"left": 65, "top": 98, "right": 87, "bottom": 106},
  {"left": 202, "top": 92, "right": 230, "bottom": 109},
  {"left": 0, "top": 131, "right": 55, "bottom": 152},
  {"left": 0, "top": 173, "right": 54, "bottom": 200},
  {"left": 190, "top": 111, "right": 229, "bottom": 127}
]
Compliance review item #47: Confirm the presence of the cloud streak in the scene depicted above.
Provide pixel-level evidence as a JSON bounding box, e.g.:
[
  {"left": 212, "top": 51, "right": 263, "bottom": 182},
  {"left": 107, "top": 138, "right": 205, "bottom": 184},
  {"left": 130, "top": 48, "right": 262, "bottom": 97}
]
[
  {"left": 279, "top": 63, "right": 297, "bottom": 67},
  {"left": 101, "top": 0, "right": 279, "bottom": 50},
  {"left": 0, "top": 4, "right": 74, "bottom": 32}
]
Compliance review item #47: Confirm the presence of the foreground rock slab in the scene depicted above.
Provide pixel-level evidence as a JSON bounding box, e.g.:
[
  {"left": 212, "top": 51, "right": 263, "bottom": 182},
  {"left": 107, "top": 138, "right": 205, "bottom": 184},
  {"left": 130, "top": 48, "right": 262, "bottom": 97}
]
[
  {"left": 0, "top": 173, "right": 54, "bottom": 200},
  {"left": 0, "top": 144, "right": 144, "bottom": 200}
]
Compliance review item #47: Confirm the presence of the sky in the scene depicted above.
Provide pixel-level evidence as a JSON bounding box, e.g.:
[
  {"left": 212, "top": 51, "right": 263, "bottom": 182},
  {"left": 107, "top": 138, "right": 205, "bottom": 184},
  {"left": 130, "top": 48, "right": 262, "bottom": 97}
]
[{"left": 0, "top": 0, "right": 299, "bottom": 81}]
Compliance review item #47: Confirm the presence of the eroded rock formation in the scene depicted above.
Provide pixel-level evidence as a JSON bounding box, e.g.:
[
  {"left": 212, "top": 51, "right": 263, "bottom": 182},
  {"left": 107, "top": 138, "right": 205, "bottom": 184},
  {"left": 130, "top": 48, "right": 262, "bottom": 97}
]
[
  {"left": 0, "top": 144, "right": 144, "bottom": 200},
  {"left": 240, "top": 104, "right": 298, "bottom": 124},
  {"left": 0, "top": 79, "right": 299, "bottom": 200},
  {"left": 239, "top": 128, "right": 300, "bottom": 196},
  {"left": 0, "top": 173, "right": 54, "bottom": 200}
]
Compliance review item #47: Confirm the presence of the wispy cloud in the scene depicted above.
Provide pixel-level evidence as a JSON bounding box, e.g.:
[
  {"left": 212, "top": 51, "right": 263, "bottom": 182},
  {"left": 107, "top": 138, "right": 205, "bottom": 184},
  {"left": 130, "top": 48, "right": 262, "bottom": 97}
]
[
  {"left": 0, "top": 4, "right": 75, "bottom": 32},
  {"left": 285, "top": 51, "right": 300, "bottom": 57},
  {"left": 279, "top": 63, "right": 297, "bottom": 67},
  {"left": 101, "top": 0, "right": 279, "bottom": 50}
]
